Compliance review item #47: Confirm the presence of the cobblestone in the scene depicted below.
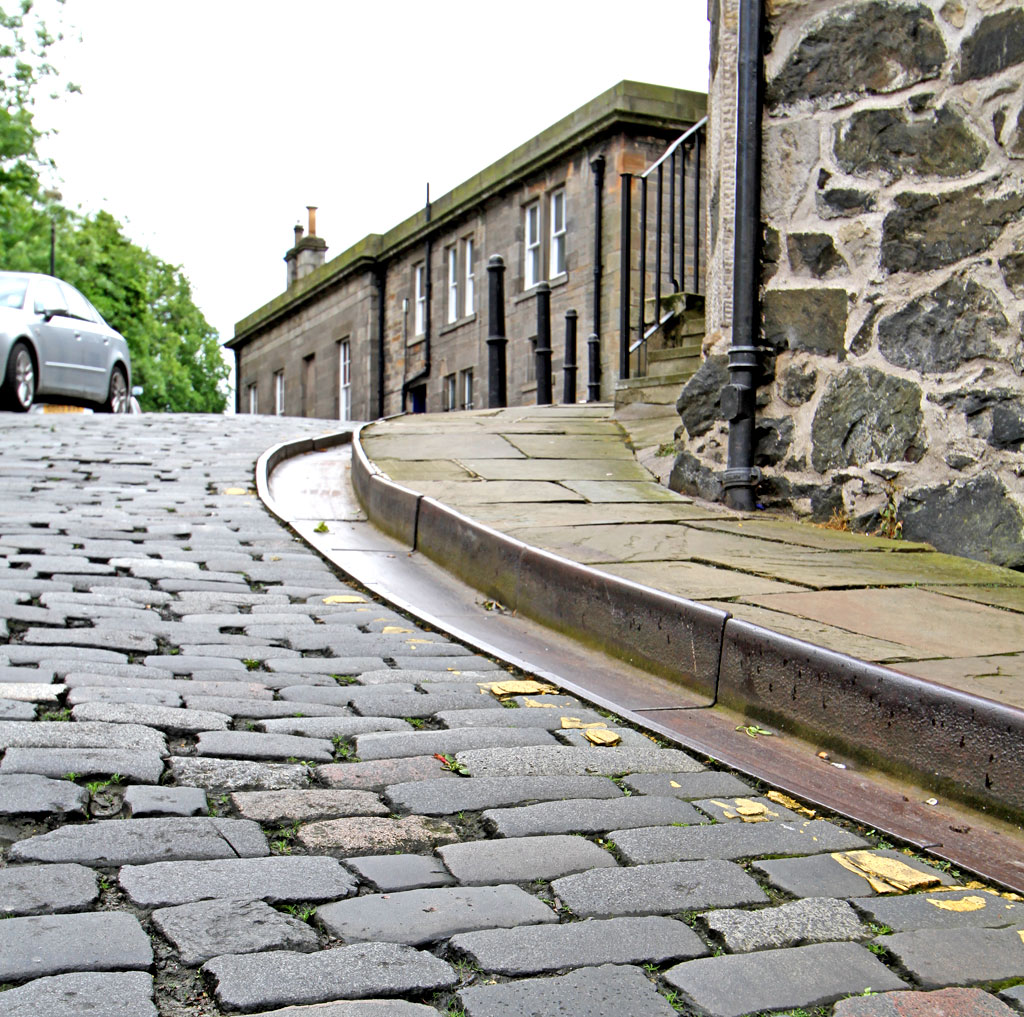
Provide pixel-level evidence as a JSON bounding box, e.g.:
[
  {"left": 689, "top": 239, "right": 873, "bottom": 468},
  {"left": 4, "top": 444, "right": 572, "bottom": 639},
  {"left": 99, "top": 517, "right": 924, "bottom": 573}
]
[
  {"left": 0, "top": 971, "right": 157, "bottom": 1017},
  {"left": 0, "top": 773, "right": 88, "bottom": 815},
  {"left": 703, "top": 896, "right": 867, "bottom": 952},
  {"left": 384, "top": 775, "right": 623, "bottom": 814},
  {"left": 483, "top": 794, "right": 703, "bottom": 837},
  {"left": 438, "top": 833, "right": 617, "bottom": 884},
  {"left": 0, "top": 747, "right": 166, "bottom": 783},
  {"left": 455, "top": 745, "right": 704, "bottom": 776},
  {"left": 0, "top": 862, "right": 98, "bottom": 916},
  {"left": 877, "top": 927, "right": 1024, "bottom": 988}
]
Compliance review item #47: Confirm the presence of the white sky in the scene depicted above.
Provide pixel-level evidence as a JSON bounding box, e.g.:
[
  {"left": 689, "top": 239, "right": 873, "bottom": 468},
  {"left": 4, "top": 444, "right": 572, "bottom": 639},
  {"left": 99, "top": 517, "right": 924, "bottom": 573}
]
[{"left": 32, "top": 1, "right": 710, "bottom": 350}]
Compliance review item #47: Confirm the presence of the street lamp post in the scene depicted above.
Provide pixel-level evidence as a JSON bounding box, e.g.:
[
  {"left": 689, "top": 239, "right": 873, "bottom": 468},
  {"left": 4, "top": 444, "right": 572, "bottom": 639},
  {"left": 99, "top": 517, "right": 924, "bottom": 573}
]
[{"left": 43, "top": 189, "right": 62, "bottom": 276}]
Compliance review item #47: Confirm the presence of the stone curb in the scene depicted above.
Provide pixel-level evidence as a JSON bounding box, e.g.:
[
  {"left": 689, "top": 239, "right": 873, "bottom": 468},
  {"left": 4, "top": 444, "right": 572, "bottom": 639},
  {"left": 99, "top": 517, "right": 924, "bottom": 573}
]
[{"left": 256, "top": 426, "right": 1024, "bottom": 821}]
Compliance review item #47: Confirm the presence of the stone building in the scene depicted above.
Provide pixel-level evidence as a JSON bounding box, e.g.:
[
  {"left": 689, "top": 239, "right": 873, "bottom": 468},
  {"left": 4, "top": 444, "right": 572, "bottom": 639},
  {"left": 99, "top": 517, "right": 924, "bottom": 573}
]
[
  {"left": 673, "top": 0, "right": 1024, "bottom": 569},
  {"left": 228, "top": 81, "right": 706, "bottom": 422}
]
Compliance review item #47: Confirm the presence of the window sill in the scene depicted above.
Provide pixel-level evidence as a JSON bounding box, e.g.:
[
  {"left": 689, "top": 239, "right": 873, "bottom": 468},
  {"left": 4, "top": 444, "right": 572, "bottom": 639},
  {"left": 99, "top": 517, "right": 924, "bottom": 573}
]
[
  {"left": 406, "top": 335, "right": 427, "bottom": 350},
  {"left": 438, "top": 313, "right": 477, "bottom": 336},
  {"left": 514, "top": 273, "right": 569, "bottom": 304}
]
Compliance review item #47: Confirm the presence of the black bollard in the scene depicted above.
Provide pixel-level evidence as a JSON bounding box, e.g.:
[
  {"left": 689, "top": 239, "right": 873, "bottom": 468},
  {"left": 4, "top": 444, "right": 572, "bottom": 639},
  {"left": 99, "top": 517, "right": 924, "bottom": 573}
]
[
  {"left": 587, "top": 333, "right": 601, "bottom": 402},
  {"left": 486, "top": 255, "right": 507, "bottom": 408},
  {"left": 535, "top": 281, "right": 552, "bottom": 405},
  {"left": 562, "top": 309, "right": 578, "bottom": 404}
]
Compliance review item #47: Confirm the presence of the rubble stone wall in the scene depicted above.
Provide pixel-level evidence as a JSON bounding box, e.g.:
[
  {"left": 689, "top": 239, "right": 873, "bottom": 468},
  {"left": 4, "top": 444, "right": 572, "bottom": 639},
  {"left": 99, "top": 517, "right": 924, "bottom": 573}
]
[{"left": 676, "top": 0, "right": 1024, "bottom": 569}]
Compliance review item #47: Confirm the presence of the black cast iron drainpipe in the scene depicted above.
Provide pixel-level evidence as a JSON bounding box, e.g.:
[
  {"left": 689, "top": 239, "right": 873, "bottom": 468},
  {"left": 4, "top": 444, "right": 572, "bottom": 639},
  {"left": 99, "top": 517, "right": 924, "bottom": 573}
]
[
  {"left": 402, "top": 185, "right": 433, "bottom": 412},
  {"left": 589, "top": 155, "right": 604, "bottom": 401},
  {"left": 722, "top": 0, "right": 764, "bottom": 510}
]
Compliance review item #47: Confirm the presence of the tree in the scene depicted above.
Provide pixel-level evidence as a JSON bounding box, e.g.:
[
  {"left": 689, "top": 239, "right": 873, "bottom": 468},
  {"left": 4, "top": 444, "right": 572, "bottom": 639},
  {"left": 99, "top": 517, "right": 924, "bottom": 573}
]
[{"left": 0, "top": 1, "right": 229, "bottom": 412}]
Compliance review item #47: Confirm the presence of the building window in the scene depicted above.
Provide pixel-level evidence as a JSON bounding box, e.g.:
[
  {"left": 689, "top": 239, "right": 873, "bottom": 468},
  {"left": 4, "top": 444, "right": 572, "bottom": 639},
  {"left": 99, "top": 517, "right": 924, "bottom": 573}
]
[
  {"left": 443, "top": 372, "right": 457, "bottom": 412},
  {"left": 414, "top": 263, "right": 426, "bottom": 336},
  {"left": 461, "top": 368, "right": 473, "bottom": 410},
  {"left": 463, "top": 237, "right": 475, "bottom": 317},
  {"left": 446, "top": 246, "right": 458, "bottom": 324},
  {"left": 274, "top": 371, "right": 285, "bottom": 416},
  {"left": 524, "top": 201, "right": 541, "bottom": 289},
  {"left": 338, "top": 339, "right": 351, "bottom": 421},
  {"left": 247, "top": 383, "right": 258, "bottom": 415},
  {"left": 550, "top": 188, "right": 566, "bottom": 277}
]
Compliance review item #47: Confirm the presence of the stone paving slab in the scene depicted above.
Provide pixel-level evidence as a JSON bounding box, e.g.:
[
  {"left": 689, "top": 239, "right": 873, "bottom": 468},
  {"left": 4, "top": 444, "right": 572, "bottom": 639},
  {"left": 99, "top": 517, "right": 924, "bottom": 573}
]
[
  {"left": 0, "top": 971, "right": 157, "bottom": 1017},
  {"left": 438, "top": 833, "right": 617, "bottom": 885},
  {"left": 120, "top": 855, "right": 358, "bottom": 906},
  {"left": 610, "top": 818, "right": 869, "bottom": 863},
  {"left": 451, "top": 915, "right": 708, "bottom": 975},
  {"left": 836, "top": 987, "right": 1019, "bottom": 1017},
  {"left": 195, "top": 730, "right": 335, "bottom": 763},
  {"left": 202, "top": 943, "right": 457, "bottom": 1011},
  {"left": 125, "top": 785, "right": 208, "bottom": 817},
  {"left": 662, "top": 941, "right": 909, "bottom": 1017},
  {"left": 354, "top": 727, "right": 557, "bottom": 760},
  {"left": 343, "top": 853, "right": 457, "bottom": 892},
  {"left": 318, "top": 884, "right": 558, "bottom": 945},
  {"left": 257, "top": 716, "right": 412, "bottom": 738},
  {"left": 319, "top": 755, "right": 459, "bottom": 790},
  {"left": 455, "top": 745, "right": 704, "bottom": 777},
  {"left": 385, "top": 775, "right": 623, "bottom": 815},
  {"left": 877, "top": 927, "right": 1024, "bottom": 988},
  {"left": 551, "top": 859, "right": 768, "bottom": 918},
  {"left": 0, "top": 720, "right": 166, "bottom": 753},
  {"left": 168, "top": 756, "right": 311, "bottom": 791},
  {"left": 854, "top": 889, "right": 1024, "bottom": 931},
  {"left": 0, "top": 773, "right": 88, "bottom": 816},
  {"left": 0, "top": 748, "right": 166, "bottom": 784},
  {"left": 10, "top": 816, "right": 268, "bottom": 866},
  {"left": 703, "top": 896, "right": 867, "bottom": 952},
  {"left": 70, "top": 701, "right": 232, "bottom": 732},
  {"left": 458, "top": 963, "right": 677, "bottom": 1017},
  {"left": 297, "top": 815, "right": 458, "bottom": 855},
  {"left": 230, "top": 789, "right": 388, "bottom": 823},
  {"left": 0, "top": 862, "right": 98, "bottom": 916},
  {"left": 0, "top": 911, "right": 152, "bottom": 981},
  {"left": 752, "top": 849, "right": 959, "bottom": 898},
  {"left": 483, "top": 795, "right": 705, "bottom": 837},
  {"left": 151, "top": 897, "right": 319, "bottom": 966}
]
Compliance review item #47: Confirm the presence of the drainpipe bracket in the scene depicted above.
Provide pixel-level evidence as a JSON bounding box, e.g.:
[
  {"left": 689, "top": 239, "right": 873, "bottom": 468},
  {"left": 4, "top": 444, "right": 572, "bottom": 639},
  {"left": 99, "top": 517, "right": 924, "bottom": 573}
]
[{"left": 723, "top": 466, "right": 761, "bottom": 491}]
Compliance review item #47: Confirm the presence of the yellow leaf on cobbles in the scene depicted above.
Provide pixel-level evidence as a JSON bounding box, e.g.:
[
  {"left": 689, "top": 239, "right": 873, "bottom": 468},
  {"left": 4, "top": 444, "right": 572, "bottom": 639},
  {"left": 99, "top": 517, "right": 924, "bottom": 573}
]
[
  {"left": 669, "top": 781, "right": 682, "bottom": 788},
  {"left": 223, "top": 487, "right": 252, "bottom": 495},
  {"left": 584, "top": 729, "right": 621, "bottom": 746},
  {"left": 382, "top": 626, "right": 414, "bottom": 634},
  {"left": 831, "top": 851, "right": 941, "bottom": 893},
  {"left": 766, "top": 790, "right": 817, "bottom": 818},
  {"left": 483, "top": 680, "right": 559, "bottom": 698},
  {"left": 322, "top": 595, "right": 365, "bottom": 604},
  {"left": 928, "top": 895, "right": 987, "bottom": 912},
  {"left": 522, "top": 698, "right": 559, "bottom": 708},
  {"left": 406, "top": 638, "right": 433, "bottom": 645},
  {"left": 561, "top": 717, "right": 607, "bottom": 730},
  {"left": 734, "top": 799, "right": 774, "bottom": 823}
]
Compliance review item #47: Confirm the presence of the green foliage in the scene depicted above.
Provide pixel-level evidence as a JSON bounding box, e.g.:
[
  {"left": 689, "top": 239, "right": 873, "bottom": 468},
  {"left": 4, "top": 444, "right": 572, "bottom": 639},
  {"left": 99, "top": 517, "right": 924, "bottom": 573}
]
[{"left": 0, "top": 3, "right": 228, "bottom": 413}]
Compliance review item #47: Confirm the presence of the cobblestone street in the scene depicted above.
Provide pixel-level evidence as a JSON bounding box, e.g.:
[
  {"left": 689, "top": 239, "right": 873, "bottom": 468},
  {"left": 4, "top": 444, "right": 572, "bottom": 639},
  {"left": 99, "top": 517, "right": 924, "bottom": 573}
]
[{"left": 1, "top": 414, "right": 1022, "bottom": 1017}]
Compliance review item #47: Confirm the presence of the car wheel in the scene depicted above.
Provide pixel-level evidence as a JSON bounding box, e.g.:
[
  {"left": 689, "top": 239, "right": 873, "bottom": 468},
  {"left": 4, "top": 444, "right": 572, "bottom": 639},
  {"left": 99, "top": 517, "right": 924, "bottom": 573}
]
[
  {"left": 3, "top": 341, "right": 36, "bottom": 412},
  {"left": 101, "top": 365, "right": 129, "bottom": 414}
]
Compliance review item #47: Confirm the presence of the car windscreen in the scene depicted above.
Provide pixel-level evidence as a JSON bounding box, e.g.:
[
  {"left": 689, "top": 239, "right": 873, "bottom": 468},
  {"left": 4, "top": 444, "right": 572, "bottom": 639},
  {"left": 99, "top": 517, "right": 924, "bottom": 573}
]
[{"left": 0, "top": 276, "right": 29, "bottom": 309}]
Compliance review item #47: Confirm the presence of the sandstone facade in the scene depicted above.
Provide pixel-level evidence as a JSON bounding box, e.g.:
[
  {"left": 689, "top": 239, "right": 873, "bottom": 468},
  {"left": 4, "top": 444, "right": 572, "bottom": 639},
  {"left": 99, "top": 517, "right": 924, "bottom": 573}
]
[{"left": 678, "top": 0, "right": 1024, "bottom": 568}]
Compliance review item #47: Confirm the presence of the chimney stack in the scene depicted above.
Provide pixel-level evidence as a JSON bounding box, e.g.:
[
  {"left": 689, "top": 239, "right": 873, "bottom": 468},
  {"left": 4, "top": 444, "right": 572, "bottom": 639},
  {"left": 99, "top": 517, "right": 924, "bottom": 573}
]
[{"left": 284, "top": 207, "right": 328, "bottom": 289}]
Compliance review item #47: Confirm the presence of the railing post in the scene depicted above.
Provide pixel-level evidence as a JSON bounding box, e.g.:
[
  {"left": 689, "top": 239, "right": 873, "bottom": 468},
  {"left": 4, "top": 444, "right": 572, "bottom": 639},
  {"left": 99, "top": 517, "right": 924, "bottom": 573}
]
[
  {"left": 639, "top": 176, "right": 648, "bottom": 373},
  {"left": 655, "top": 163, "right": 663, "bottom": 314},
  {"left": 680, "top": 143, "right": 687, "bottom": 291},
  {"left": 562, "top": 309, "right": 578, "bottom": 404},
  {"left": 669, "top": 151, "right": 678, "bottom": 292},
  {"left": 486, "top": 255, "right": 507, "bottom": 408},
  {"left": 619, "top": 172, "right": 632, "bottom": 381},
  {"left": 587, "top": 333, "right": 601, "bottom": 402},
  {"left": 535, "top": 282, "right": 552, "bottom": 405},
  {"left": 693, "top": 128, "right": 702, "bottom": 294}
]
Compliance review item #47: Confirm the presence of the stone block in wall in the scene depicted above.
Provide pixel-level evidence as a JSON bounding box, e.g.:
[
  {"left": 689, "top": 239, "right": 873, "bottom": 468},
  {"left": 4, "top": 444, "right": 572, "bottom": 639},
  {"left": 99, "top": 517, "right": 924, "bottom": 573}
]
[
  {"left": 881, "top": 184, "right": 1024, "bottom": 273},
  {"left": 811, "top": 366, "right": 924, "bottom": 472},
  {"left": 954, "top": 8, "right": 1024, "bottom": 84},
  {"left": 777, "top": 362, "right": 817, "bottom": 406},
  {"left": 762, "top": 120, "right": 820, "bottom": 219},
  {"left": 834, "top": 105, "right": 986, "bottom": 182},
  {"left": 900, "top": 475, "right": 1024, "bottom": 570},
  {"left": 763, "top": 226, "right": 781, "bottom": 284},
  {"left": 767, "top": 1, "right": 946, "bottom": 111},
  {"left": 675, "top": 355, "right": 729, "bottom": 438},
  {"left": 930, "top": 386, "right": 1024, "bottom": 451},
  {"left": 786, "top": 233, "right": 848, "bottom": 279},
  {"left": 877, "top": 275, "right": 1007, "bottom": 374},
  {"left": 1000, "top": 251, "right": 1024, "bottom": 296},
  {"left": 816, "top": 187, "right": 876, "bottom": 220},
  {"left": 668, "top": 451, "right": 724, "bottom": 503},
  {"left": 754, "top": 417, "right": 794, "bottom": 466},
  {"left": 762, "top": 288, "right": 848, "bottom": 356}
]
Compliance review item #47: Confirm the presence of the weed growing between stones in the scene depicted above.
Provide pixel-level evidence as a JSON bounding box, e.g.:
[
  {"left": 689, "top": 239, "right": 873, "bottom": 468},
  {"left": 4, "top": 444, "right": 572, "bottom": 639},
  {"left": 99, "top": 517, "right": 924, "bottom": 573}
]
[{"left": 39, "top": 706, "right": 71, "bottom": 721}]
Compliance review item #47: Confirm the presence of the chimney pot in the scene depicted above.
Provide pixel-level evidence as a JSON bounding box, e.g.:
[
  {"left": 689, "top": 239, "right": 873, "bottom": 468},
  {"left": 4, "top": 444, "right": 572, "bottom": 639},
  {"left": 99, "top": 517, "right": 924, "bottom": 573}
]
[
  {"left": 294, "top": 222, "right": 304, "bottom": 243},
  {"left": 307, "top": 205, "right": 318, "bottom": 237}
]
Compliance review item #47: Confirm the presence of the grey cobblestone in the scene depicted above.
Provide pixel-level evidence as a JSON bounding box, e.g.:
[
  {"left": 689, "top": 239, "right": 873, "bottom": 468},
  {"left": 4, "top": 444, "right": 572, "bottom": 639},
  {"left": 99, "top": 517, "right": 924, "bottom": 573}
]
[
  {"left": 876, "top": 927, "right": 1024, "bottom": 988},
  {"left": 195, "top": 729, "right": 335, "bottom": 762},
  {"left": 0, "top": 862, "right": 98, "bottom": 916},
  {"left": 343, "top": 853, "right": 457, "bottom": 892},
  {"left": 168, "top": 756, "right": 312, "bottom": 791},
  {"left": 230, "top": 788, "right": 388, "bottom": 823},
  {"left": 0, "top": 971, "right": 157, "bottom": 1017},
  {"left": 702, "top": 897, "right": 867, "bottom": 952},
  {"left": 437, "top": 833, "right": 617, "bottom": 885},
  {"left": 0, "top": 720, "right": 166, "bottom": 753},
  {"left": 385, "top": 775, "right": 623, "bottom": 814},
  {"left": 455, "top": 745, "right": 704, "bottom": 777},
  {"left": 70, "top": 700, "right": 232, "bottom": 732},
  {"left": 0, "top": 700, "right": 38, "bottom": 719},
  {"left": 125, "top": 785, "right": 208, "bottom": 817},
  {"left": 854, "top": 889, "right": 1024, "bottom": 931},
  {"left": 355, "top": 727, "right": 557, "bottom": 760},
  {"left": 483, "top": 795, "right": 704, "bottom": 837},
  {"left": 0, "top": 748, "right": 166, "bottom": 784}
]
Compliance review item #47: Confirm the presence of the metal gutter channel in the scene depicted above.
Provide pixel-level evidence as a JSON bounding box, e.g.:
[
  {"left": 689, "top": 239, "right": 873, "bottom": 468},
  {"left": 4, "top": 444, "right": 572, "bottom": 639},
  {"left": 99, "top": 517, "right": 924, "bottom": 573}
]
[{"left": 256, "top": 428, "right": 1024, "bottom": 893}]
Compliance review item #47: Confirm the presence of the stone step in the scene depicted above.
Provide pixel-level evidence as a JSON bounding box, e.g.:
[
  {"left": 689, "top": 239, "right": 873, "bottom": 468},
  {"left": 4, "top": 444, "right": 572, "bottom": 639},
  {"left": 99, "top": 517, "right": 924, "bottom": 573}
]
[
  {"left": 614, "top": 372, "right": 695, "bottom": 409},
  {"left": 648, "top": 352, "right": 700, "bottom": 379}
]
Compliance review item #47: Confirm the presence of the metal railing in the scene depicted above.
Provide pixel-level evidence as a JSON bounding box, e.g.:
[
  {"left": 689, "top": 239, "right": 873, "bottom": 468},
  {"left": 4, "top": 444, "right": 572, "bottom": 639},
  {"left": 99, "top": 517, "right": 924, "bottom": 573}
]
[{"left": 619, "top": 116, "right": 707, "bottom": 380}]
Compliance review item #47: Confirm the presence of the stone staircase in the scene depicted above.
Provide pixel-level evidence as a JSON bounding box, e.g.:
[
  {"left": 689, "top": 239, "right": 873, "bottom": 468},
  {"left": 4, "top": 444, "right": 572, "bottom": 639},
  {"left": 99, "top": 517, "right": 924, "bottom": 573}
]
[{"left": 614, "top": 296, "right": 705, "bottom": 410}]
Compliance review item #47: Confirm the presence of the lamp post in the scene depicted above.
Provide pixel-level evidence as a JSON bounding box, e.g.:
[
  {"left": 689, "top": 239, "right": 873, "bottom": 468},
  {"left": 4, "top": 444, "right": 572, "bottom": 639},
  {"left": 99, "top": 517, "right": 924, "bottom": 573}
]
[{"left": 43, "top": 189, "right": 62, "bottom": 276}]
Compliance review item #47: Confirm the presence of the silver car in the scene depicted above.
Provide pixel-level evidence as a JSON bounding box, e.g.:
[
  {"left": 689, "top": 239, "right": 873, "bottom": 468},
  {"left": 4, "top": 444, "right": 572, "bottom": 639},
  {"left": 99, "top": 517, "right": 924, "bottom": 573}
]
[{"left": 0, "top": 271, "right": 133, "bottom": 413}]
